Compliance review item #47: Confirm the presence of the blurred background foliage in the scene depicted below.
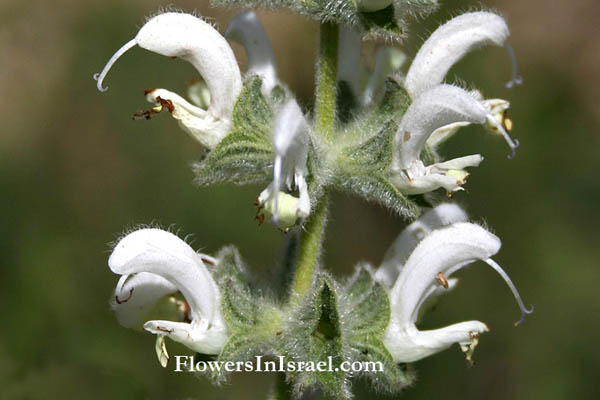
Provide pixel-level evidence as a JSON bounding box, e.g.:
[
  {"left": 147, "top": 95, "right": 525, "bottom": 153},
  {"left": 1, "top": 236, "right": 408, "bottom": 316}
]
[{"left": 1, "top": 0, "right": 599, "bottom": 398}]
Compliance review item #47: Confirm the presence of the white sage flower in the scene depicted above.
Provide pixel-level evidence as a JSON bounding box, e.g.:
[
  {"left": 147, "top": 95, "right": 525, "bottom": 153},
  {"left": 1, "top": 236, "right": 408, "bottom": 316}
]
[
  {"left": 405, "top": 11, "right": 522, "bottom": 99},
  {"left": 403, "top": 12, "right": 521, "bottom": 157},
  {"left": 225, "top": 10, "right": 278, "bottom": 95},
  {"left": 384, "top": 222, "right": 533, "bottom": 363},
  {"left": 391, "top": 84, "right": 497, "bottom": 194},
  {"left": 109, "top": 228, "right": 228, "bottom": 365},
  {"left": 375, "top": 203, "right": 468, "bottom": 287},
  {"left": 427, "top": 93, "right": 513, "bottom": 149},
  {"left": 256, "top": 98, "right": 310, "bottom": 230},
  {"left": 94, "top": 12, "right": 242, "bottom": 148}
]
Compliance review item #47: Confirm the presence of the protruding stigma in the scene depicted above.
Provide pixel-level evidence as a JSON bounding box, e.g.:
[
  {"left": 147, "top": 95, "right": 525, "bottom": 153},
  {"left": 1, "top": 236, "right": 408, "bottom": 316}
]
[
  {"left": 504, "top": 43, "right": 523, "bottom": 89},
  {"left": 94, "top": 38, "right": 137, "bottom": 92},
  {"left": 485, "top": 258, "right": 534, "bottom": 326},
  {"left": 487, "top": 115, "right": 520, "bottom": 159}
]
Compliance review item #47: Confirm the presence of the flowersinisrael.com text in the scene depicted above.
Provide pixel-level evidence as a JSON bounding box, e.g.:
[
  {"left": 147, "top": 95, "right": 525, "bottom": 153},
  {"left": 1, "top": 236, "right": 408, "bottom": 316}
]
[{"left": 174, "top": 355, "right": 384, "bottom": 373}]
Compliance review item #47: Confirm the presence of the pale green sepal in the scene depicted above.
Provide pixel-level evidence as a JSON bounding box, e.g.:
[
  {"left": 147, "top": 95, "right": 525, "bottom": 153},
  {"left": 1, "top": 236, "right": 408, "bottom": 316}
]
[
  {"left": 212, "top": 246, "right": 283, "bottom": 381},
  {"left": 341, "top": 267, "right": 413, "bottom": 393},
  {"left": 193, "top": 76, "right": 274, "bottom": 185},
  {"left": 282, "top": 276, "right": 348, "bottom": 399}
]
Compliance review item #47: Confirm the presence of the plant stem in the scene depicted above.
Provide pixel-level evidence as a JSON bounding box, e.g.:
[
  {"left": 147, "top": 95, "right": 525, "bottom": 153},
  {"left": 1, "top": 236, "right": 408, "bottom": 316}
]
[
  {"left": 315, "top": 22, "right": 339, "bottom": 139},
  {"left": 292, "top": 196, "right": 329, "bottom": 296},
  {"left": 292, "top": 22, "right": 338, "bottom": 298}
]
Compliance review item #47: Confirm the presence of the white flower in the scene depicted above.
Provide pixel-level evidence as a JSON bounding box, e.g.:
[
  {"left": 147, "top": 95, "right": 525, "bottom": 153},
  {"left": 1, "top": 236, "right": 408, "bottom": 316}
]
[
  {"left": 256, "top": 98, "right": 310, "bottom": 230},
  {"left": 94, "top": 12, "right": 242, "bottom": 148},
  {"left": 391, "top": 84, "right": 495, "bottom": 194},
  {"left": 109, "top": 228, "right": 228, "bottom": 365},
  {"left": 405, "top": 11, "right": 521, "bottom": 99},
  {"left": 225, "top": 11, "right": 278, "bottom": 95},
  {"left": 400, "top": 12, "right": 521, "bottom": 158},
  {"left": 375, "top": 203, "right": 468, "bottom": 287},
  {"left": 383, "top": 222, "right": 533, "bottom": 363}
]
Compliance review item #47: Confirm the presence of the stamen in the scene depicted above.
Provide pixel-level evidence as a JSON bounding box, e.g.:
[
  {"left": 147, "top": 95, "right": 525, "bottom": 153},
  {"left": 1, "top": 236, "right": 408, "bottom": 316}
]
[
  {"left": 115, "top": 274, "right": 134, "bottom": 304},
  {"left": 504, "top": 43, "right": 523, "bottom": 89},
  {"left": 484, "top": 258, "right": 534, "bottom": 326},
  {"left": 487, "top": 115, "right": 520, "bottom": 159},
  {"left": 94, "top": 38, "right": 137, "bottom": 92},
  {"left": 200, "top": 254, "right": 217, "bottom": 266}
]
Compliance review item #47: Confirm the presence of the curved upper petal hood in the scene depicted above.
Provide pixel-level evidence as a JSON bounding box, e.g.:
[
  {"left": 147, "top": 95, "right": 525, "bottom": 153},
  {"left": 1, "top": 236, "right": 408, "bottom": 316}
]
[
  {"left": 389, "top": 223, "right": 500, "bottom": 326},
  {"left": 375, "top": 203, "right": 468, "bottom": 286},
  {"left": 109, "top": 228, "right": 220, "bottom": 323},
  {"left": 108, "top": 229, "right": 228, "bottom": 356},
  {"left": 405, "top": 12, "right": 509, "bottom": 98},
  {"left": 384, "top": 222, "right": 533, "bottom": 362},
  {"left": 94, "top": 12, "right": 242, "bottom": 148},
  {"left": 112, "top": 272, "right": 177, "bottom": 329},
  {"left": 394, "top": 84, "right": 488, "bottom": 171}
]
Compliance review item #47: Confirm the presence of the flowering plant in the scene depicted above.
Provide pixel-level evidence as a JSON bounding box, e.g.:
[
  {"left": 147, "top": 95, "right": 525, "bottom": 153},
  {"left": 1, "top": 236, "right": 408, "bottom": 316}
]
[{"left": 96, "top": 1, "right": 532, "bottom": 398}]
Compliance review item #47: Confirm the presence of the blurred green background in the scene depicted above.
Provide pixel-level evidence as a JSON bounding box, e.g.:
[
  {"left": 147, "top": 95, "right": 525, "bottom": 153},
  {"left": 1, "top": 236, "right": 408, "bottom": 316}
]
[{"left": 1, "top": 0, "right": 599, "bottom": 398}]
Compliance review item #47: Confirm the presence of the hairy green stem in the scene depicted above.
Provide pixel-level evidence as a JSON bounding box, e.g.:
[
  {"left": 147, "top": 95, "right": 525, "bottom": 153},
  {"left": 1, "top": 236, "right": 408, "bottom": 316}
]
[
  {"left": 292, "top": 23, "right": 338, "bottom": 298},
  {"left": 315, "top": 22, "right": 339, "bottom": 139},
  {"left": 292, "top": 196, "right": 329, "bottom": 296}
]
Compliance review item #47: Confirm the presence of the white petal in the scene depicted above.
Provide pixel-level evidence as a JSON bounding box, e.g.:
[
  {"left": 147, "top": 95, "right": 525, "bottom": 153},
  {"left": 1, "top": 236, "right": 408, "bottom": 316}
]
[
  {"left": 394, "top": 84, "right": 488, "bottom": 170},
  {"left": 384, "top": 320, "right": 489, "bottom": 362},
  {"left": 261, "top": 98, "right": 310, "bottom": 225},
  {"left": 375, "top": 204, "right": 468, "bottom": 286},
  {"left": 225, "top": 11, "right": 278, "bottom": 95},
  {"left": 112, "top": 272, "right": 177, "bottom": 329},
  {"left": 362, "top": 47, "right": 406, "bottom": 106},
  {"left": 390, "top": 170, "right": 467, "bottom": 195},
  {"left": 141, "top": 88, "right": 229, "bottom": 148},
  {"left": 432, "top": 154, "right": 484, "bottom": 171},
  {"left": 389, "top": 223, "right": 501, "bottom": 326},
  {"left": 109, "top": 229, "right": 221, "bottom": 325},
  {"left": 426, "top": 121, "right": 471, "bottom": 148},
  {"left": 405, "top": 12, "right": 509, "bottom": 98},
  {"left": 95, "top": 12, "right": 242, "bottom": 122},
  {"left": 144, "top": 320, "right": 228, "bottom": 355}
]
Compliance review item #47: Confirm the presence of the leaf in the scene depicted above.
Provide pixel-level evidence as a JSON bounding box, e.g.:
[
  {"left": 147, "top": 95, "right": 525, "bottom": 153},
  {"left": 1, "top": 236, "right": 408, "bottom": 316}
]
[
  {"left": 193, "top": 76, "right": 274, "bottom": 185},
  {"left": 281, "top": 276, "right": 349, "bottom": 399},
  {"left": 309, "top": 280, "right": 346, "bottom": 398},
  {"left": 365, "top": 79, "right": 411, "bottom": 127},
  {"left": 345, "top": 268, "right": 389, "bottom": 334},
  {"left": 342, "top": 267, "right": 414, "bottom": 392}
]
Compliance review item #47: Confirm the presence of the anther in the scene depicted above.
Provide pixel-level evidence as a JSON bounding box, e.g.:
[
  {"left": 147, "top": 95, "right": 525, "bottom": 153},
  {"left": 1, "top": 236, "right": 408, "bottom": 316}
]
[
  {"left": 436, "top": 272, "right": 449, "bottom": 288},
  {"left": 484, "top": 258, "right": 534, "bottom": 326},
  {"left": 487, "top": 115, "right": 520, "bottom": 159}
]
